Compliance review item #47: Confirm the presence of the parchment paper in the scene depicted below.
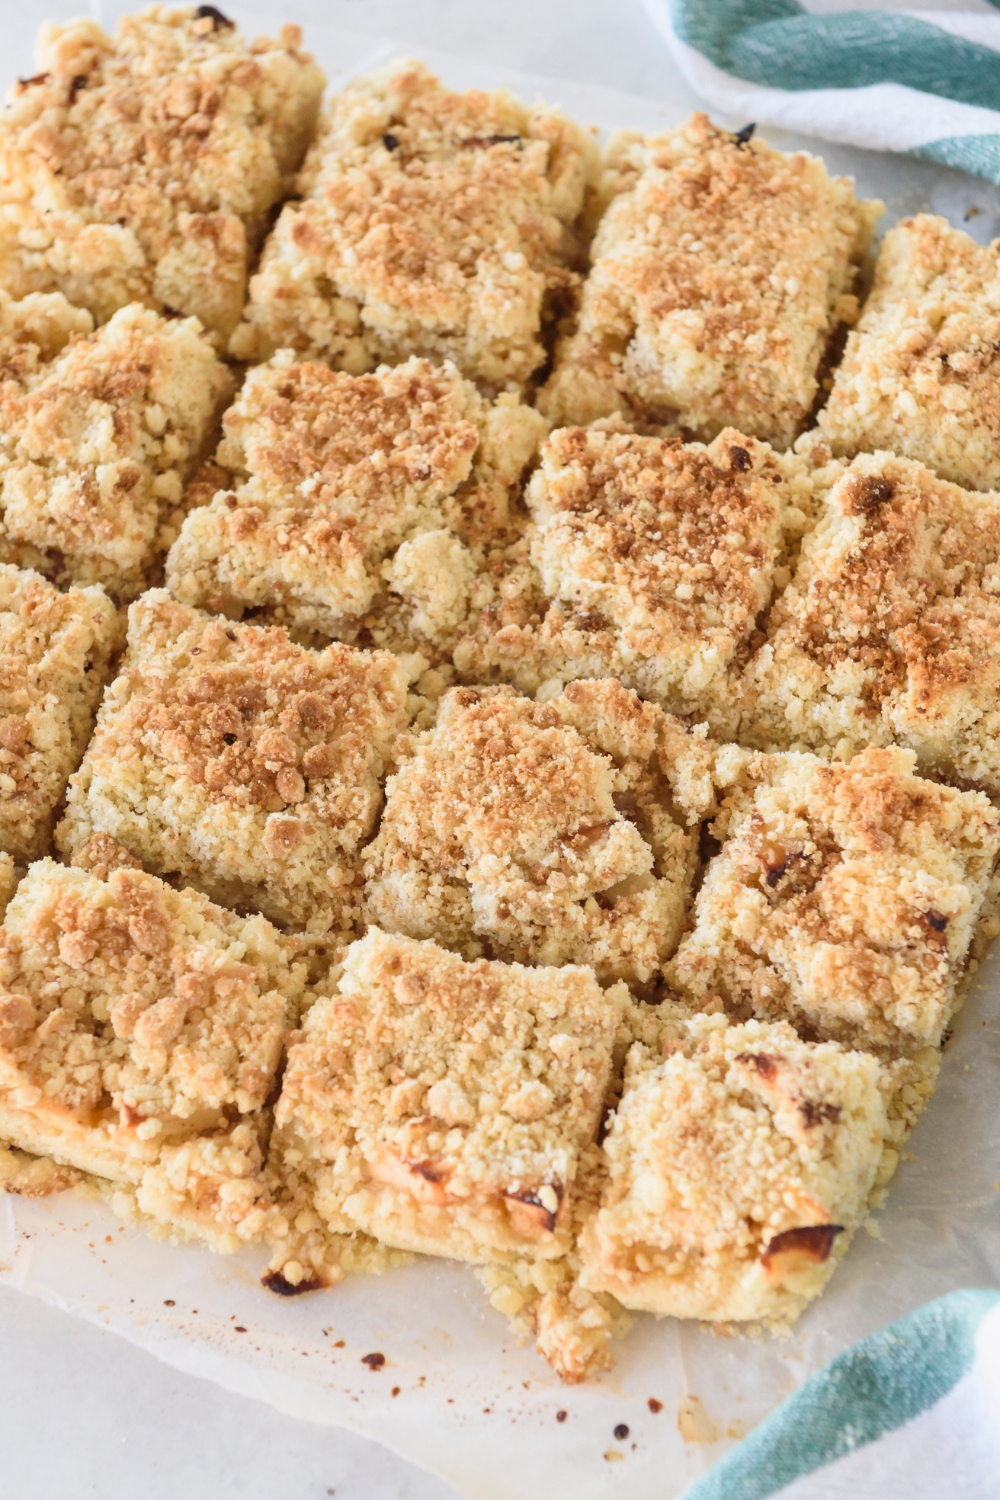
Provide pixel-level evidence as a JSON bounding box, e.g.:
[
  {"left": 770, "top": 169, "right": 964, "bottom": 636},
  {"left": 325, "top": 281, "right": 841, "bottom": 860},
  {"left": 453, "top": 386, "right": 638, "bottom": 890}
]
[{"left": 2, "top": 11, "right": 1000, "bottom": 1497}]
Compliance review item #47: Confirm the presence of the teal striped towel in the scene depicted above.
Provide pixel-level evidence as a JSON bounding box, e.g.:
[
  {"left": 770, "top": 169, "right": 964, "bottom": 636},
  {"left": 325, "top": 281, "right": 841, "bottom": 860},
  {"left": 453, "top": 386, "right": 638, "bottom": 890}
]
[
  {"left": 641, "top": 0, "right": 1000, "bottom": 184},
  {"left": 685, "top": 1289, "right": 1000, "bottom": 1499}
]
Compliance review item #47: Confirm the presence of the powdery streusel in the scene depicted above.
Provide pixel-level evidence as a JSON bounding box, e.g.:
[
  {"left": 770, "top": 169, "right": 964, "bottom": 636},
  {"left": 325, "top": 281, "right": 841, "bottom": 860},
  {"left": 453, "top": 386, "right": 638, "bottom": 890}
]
[
  {"left": 166, "top": 353, "right": 547, "bottom": 655},
  {"left": 0, "top": 5, "right": 324, "bottom": 340},
  {"left": 57, "top": 591, "right": 408, "bottom": 930},
  {"left": 230, "top": 60, "right": 598, "bottom": 388},
  {"left": 363, "top": 679, "right": 717, "bottom": 987},
  {"left": 817, "top": 215, "right": 1000, "bottom": 490},
  {"left": 540, "top": 114, "right": 880, "bottom": 447}
]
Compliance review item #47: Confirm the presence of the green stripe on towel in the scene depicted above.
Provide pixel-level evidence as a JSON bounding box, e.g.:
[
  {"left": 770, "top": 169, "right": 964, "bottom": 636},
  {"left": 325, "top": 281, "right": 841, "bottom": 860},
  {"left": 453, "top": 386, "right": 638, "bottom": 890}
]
[
  {"left": 683, "top": 1288, "right": 1000, "bottom": 1500},
  {"left": 671, "top": 1, "right": 1000, "bottom": 112}
]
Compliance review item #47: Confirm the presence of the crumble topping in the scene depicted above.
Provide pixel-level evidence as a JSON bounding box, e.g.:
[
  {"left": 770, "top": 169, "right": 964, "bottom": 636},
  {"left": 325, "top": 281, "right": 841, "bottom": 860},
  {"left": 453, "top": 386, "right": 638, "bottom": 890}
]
[
  {"left": 364, "top": 679, "right": 717, "bottom": 985},
  {"left": 0, "top": 5, "right": 324, "bottom": 339},
  {"left": 668, "top": 745, "right": 1000, "bottom": 1056},
  {"left": 0, "top": 858, "right": 304, "bottom": 1244},
  {"left": 166, "top": 353, "right": 547, "bottom": 649},
  {"left": 0, "top": 563, "right": 119, "bottom": 859},
  {"left": 57, "top": 590, "right": 409, "bottom": 929},
  {"left": 540, "top": 113, "right": 880, "bottom": 447},
  {"left": 0, "top": 301, "right": 233, "bottom": 597},
  {"left": 578, "top": 1012, "right": 888, "bottom": 1323},
  {"left": 270, "top": 929, "right": 625, "bottom": 1263},
  {"left": 817, "top": 214, "right": 1000, "bottom": 490},
  {"left": 742, "top": 453, "right": 1000, "bottom": 795},
  {"left": 454, "top": 425, "right": 804, "bottom": 735},
  {"left": 230, "top": 59, "right": 598, "bottom": 387}
]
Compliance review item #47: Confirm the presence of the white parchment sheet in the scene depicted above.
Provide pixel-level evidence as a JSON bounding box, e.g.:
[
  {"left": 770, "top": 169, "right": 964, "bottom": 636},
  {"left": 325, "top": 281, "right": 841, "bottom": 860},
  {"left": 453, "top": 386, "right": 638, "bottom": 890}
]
[{"left": 2, "top": 11, "right": 1000, "bottom": 1498}]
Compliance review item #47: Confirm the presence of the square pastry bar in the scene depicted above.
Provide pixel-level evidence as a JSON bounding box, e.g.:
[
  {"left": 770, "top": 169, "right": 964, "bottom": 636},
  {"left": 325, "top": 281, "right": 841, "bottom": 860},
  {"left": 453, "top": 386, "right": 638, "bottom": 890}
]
[
  {"left": 0, "top": 858, "right": 305, "bottom": 1247},
  {"left": 230, "top": 60, "right": 598, "bottom": 388},
  {"left": 817, "top": 215, "right": 1000, "bottom": 490},
  {"left": 363, "top": 678, "right": 716, "bottom": 987},
  {"left": 0, "top": 5, "right": 324, "bottom": 342},
  {"left": 269, "top": 929, "right": 625, "bottom": 1267},
  {"left": 579, "top": 1012, "right": 892, "bottom": 1325},
  {"left": 0, "top": 292, "right": 232, "bottom": 598},
  {"left": 742, "top": 452, "right": 1000, "bottom": 797},
  {"left": 0, "top": 563, "right": 119, "bottom": 860},
  {"left": 57, "top": 592, "right": 408, "bottom": 929},
  {"left": 667, "top": 745, "right": 1000, "bottom": 1059},
  {"left": 455, "top": 424, "right": 810, "bottom": 736},
  {"left": 166, "top": 353, "right": 547, "bottom": 657},
  {"left": 540, "top": 113, "right": 880, "bottom": 447}
]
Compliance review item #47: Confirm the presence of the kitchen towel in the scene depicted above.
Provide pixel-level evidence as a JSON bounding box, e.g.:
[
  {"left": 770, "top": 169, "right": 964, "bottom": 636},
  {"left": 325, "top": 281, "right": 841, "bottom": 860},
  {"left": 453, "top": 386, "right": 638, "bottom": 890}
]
[
  {"left": 683, "top": 1288, "right": 1000, "bottom": 1499},
  {"left": 641, "top": 0, "right": 1000, "bottom": 184}
]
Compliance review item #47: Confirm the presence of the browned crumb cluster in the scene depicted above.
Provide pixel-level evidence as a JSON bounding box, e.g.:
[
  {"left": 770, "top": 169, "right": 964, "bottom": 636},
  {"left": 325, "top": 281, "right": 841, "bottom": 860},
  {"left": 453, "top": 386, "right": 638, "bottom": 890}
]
[
  {"left": 57, "top": 591, "right": 409, "bottom": 929},
  {"left": 0, "top": 5, "right": 324, "bottom": 340},
  {"left": 268, "top": 929, "right": 625, "bottom": 1266},
  {"left": 540, "top": 113, "right": 881, "bottom": 447},
  {"left": 454, "top": 424, "right": 808, "bottom": 736},
  {"left": 0, "top": 858, "right": 306, "bottom": 1246},
  {"left": 230, "top": 59, "right": 598, "bottom": 388},
  {"left": 817, "top": 215, "right": 1000, "bottom": 490},
  {"left": 668, "top": 745, "right": 1000, "bottom": 1058},
  {"left": 741, "top": 452, "right": 1000, "bottom": 794},
  {"left": 166, "top": 353, "right": 547, "bottom": 654},
  {"left": 0, "top": 563, "right": 120, "bottom": 859},
  {"left": 0, "top": 297, "right": 233, "bottom": 597},
  {"left": 363, "top": 679, "right": 716, "bottom": 986}
]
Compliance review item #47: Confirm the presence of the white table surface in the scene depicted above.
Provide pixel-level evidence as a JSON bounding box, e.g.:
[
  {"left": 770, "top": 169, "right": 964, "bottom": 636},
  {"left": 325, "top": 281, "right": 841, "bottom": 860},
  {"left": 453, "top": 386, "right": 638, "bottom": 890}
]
[{"left": 1, "top": 2, "right": 998, "bottom": 1497}]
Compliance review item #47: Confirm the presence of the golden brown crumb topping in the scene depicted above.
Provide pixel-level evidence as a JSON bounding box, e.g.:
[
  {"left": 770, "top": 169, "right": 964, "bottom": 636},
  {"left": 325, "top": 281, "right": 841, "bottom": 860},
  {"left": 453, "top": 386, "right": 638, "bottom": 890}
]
[
  {"left": 273, "top": 929, "right": 624, "bottom": 1261},
  {"left": 742, "top": 453, "right": 1000, "bottom": 793},
  {"left": 0, "top": 301, "right": 233, "bottom": 596},
  {"left": 669, "top": 745, "right": 1000, "bottom": 1055},
  {"left": 0, "top": 5, "right": 324, "bottom": 336},
  {"left": 0, "top": 859, "right": 301, "bottom": 1131},
  {"left": 540, "top": 113, "right": 879, "bottom": 446},
  {"left": 166, "top": 354, "right": 546, "bottom": 646},
  {"left": 818, "top": 215, "right": 1000, "bottom": 490},
  {"left": 57, "top": 591, "right": 408, "bottom": 928},
  {"left": 454, "top": 425, "right": 794, "bottom": 733},
  {"left": 230, "top": 60, "right": 597, "bottom": 387},
  {"left": 0, "top": 563, "right": 119, "bottom": 860},
  {"left": 364, "top": 679, "right": 716, "bottom": 984},
  {"left": 578, "top": 1013, "right": 887, "bottom": 1322}
]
